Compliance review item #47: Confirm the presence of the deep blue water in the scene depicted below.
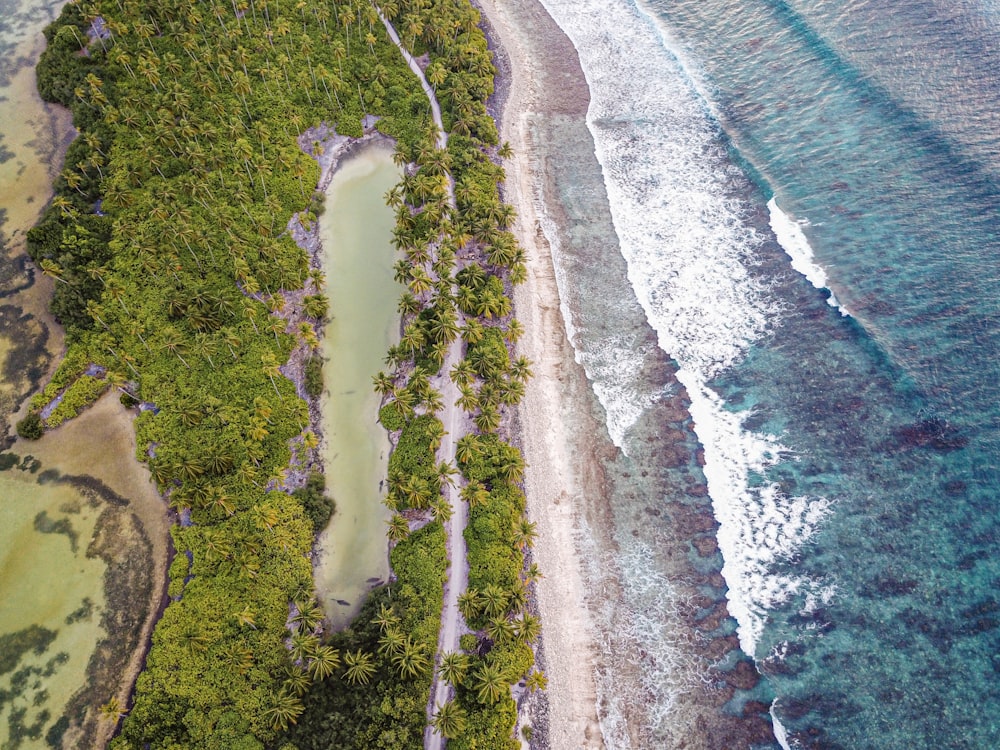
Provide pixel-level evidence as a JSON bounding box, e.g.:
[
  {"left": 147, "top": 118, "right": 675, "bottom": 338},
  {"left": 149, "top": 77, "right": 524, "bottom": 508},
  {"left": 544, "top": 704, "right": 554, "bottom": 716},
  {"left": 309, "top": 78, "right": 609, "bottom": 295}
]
[
  {"left": 535, "top": 0, "right": 1000, "bottom": 745},
  {"left": 643, "top": 0, "right": 1000, "bottom": 746}
]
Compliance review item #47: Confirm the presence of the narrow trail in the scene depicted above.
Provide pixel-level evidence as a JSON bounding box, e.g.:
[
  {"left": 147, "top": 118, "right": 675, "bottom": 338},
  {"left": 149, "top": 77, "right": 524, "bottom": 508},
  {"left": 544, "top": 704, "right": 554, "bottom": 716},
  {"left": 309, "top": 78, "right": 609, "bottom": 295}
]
[
  {"left": 375, "top": 7, "right": 466, "bottom": 748},
  {"left": 377, "top": 10, "right": 448, "bottom": 152}
]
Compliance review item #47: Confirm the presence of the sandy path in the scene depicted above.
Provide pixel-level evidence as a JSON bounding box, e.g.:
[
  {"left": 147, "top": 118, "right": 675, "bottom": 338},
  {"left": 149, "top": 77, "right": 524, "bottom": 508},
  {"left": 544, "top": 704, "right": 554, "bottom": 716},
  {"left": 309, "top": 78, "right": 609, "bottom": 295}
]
[
  {"left": 375, "top": 11, "right": 468, "bottom": 746},
  {"left": 473, "top": 0, "right": 607, "bottom": 746},
  {"left": 377, "top": 8, "right": 448, "bottom": 152},
  {"left": 424, "top": 335, "right": 469, "bottom": 750}
]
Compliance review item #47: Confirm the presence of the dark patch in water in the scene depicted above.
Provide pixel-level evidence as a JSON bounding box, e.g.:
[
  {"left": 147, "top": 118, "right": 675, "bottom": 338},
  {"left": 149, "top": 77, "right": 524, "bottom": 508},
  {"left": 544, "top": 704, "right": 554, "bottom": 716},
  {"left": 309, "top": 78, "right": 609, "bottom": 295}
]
[
  {"left": 0, "top": 626, "right": 58, "bottom": 676},
  {"left": 892, "top": 417, "right": 968, "bottom": 452},
  {"left": 869, "top": 571, "right": 919, "bottom": 597},
  {"left": 33, "top": 510, "right": 78, "bottom": 552}
]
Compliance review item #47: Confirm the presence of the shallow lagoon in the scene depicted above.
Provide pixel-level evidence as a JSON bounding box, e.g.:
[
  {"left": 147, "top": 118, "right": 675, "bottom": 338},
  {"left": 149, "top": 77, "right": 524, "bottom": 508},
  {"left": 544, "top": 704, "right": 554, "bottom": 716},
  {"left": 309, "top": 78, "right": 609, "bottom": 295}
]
[
  {"left": 312, "top": 145, "right": 401, "bottom": 630},
  {"left": 0, "top": 3, "right": 168, "bottom": 747}
]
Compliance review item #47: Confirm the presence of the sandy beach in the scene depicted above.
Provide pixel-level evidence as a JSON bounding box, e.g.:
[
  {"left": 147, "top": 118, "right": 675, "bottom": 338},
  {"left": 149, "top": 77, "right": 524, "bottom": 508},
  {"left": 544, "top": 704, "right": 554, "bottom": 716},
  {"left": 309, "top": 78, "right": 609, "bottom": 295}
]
[
  {"left": 474, "top": 0, "right": 608, "bottom": 745},
  {"left": 476, "top": 0, "right": 781, "bottom": 747}
]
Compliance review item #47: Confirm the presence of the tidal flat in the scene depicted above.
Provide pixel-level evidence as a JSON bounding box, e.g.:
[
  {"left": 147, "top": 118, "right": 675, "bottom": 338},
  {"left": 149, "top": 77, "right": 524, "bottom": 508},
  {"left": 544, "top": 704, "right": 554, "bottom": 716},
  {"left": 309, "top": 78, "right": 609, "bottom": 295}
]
[{"left": 0, "top": 2, "right": 168, "bottom": 747}]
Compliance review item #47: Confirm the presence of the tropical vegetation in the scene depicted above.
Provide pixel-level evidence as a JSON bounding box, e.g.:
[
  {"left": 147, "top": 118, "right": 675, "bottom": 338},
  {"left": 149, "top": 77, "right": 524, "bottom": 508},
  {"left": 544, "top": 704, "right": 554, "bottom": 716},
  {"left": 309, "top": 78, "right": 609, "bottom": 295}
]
[{"left": 29, "top": 0, "right": 542, "bottom": 745}]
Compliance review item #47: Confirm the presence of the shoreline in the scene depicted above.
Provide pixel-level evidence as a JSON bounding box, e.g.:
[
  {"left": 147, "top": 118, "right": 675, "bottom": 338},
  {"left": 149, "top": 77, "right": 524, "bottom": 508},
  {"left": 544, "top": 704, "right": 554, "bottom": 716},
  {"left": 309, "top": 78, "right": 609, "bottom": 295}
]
[
  {"left": 476, "top": 0, "right": 781, "bottom": 746},
  {"left": 473, "top": 0, "right": 607, "bottom": 745}
]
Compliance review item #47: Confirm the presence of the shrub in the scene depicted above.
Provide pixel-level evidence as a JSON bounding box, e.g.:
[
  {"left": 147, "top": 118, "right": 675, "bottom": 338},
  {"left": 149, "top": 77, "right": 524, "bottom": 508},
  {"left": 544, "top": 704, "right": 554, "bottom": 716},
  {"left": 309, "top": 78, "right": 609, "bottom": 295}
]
[
  {"left": 304, "top": 354, "right": 324, "bottom": 398},
  {"left": 16, "top": 413, "right": 44, "bottom": 440},
  {"left": 379, "top": 401, "right": 407, "bottom": 432},
  {"left": 293, "top": 471, "right": 336, "bottom": 531}
]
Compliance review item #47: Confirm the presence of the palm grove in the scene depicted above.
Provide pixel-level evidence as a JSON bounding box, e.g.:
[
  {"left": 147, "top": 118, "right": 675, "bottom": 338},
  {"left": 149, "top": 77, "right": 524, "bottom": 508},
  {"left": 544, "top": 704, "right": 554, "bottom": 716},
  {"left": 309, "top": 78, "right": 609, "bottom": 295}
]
[{"left": 30, "top": 0, "right": 541, "bottom": 747}]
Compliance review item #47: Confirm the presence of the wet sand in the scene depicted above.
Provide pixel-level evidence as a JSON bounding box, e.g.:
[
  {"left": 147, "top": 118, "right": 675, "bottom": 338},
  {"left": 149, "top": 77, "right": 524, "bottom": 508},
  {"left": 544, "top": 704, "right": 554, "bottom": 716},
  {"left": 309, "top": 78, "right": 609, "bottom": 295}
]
[
  {"left": 476, "top": 0, "right": 780, "bottom": 747},
  {"left": 8, "top": 393, "right": 170, "bottom": 749}
]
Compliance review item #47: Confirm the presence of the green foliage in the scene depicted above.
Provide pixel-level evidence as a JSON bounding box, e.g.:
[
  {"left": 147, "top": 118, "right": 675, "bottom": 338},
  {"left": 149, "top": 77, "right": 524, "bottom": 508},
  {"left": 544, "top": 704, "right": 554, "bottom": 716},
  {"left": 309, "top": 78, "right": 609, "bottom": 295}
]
[
  {"left": 450, "top": 689, "right": 518, "bottom": 750},
  {"left": 43, "top": 374, "right": 110, "bottom": 428},
  {"left": 292, "top": 471, "right": 335, "bottom": 531},
  {"left": 29, "top": 0, "right": 535, "bottom": 744},
  {"left": 387, "top": 414, "right": 442, "bottom": 510},
  {"left": 467, "top": 326, "right": 510, "bottom": 379},
  {"left": 378, "top": 401, "right": 407, "bottom": 432},
  {"left": 459, "top": 633, "right": 479, "bottom": 653},
  {"left": 29, "top": 347, "right": 88, "bottom": 411},
  {"left": 286, "top": 523, "right": 446, "bottom": 749},
  {"left": 15, "top": 413, "right": 43, "bottom": 440},
  {"left": 303, "top": 354, "right": 324, "bottom": 399},
  {"left": 30, "top": 0, "right": 436, "bottom": 743}
]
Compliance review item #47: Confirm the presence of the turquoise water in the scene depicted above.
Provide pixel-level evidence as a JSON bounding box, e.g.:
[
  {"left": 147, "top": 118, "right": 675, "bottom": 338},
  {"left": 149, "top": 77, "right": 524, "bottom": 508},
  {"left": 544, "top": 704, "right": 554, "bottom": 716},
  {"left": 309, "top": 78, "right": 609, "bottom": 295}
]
[{"left": 536, "top": 0, "right": 1000, "bottom": 745}]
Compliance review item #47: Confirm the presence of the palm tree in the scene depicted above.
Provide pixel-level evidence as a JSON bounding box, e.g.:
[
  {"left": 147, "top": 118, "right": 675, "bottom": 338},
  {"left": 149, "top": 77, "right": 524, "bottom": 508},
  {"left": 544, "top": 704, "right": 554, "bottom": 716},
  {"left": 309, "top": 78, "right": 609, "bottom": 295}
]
[
  {"left": 397, "top": 291, "right": 421, "bottom": 316},
  {"left": 432, "top": 699, "right": 468, "bottom": 739},
  {"left": 458, "top": 589, "right": 481, "bottom": 621},
  {"left": 485, "top": 616, "right": 515, "bottom": 644},
  {"left": 377, "top": 627, "right": 406, "bottom": 657},
  {"left": 290, "top": 632, "right": 319, "bottom": 663},
  {"left": 436, "top": 461, "right": 458, "bottom": 487},
  {"left": 391, "top": 639, "right": 429, "bottom": 679},
  {"left": 438, "top": 650, "right": 470, "bottom": 687},
  {"left": 461, "top": 480, "right": 490, "bottom": 508},
  {"left": 456, "top": 385, "right": 479, "bottom": 414},
  {"left": 283, "top": 665, "right": 312, "bottom": 697},
  {"left": 509, "top": 263, "right": 528, "bottom": 286},
  {"left": 234, "top": 605, "right": 256, "bottom": 629},
  {"left": 474, "top": 404, "right": 501, "bottom": 433},
  {"left": 309, "top": 646, "right": 341, "bottom": 681},
  {"left": 159, "top": 327, "right": 191, "bottom": 368},
  {"left": 525, "top": 670, "right": 548, "bottom": 693},
  {"left": 207, "top": 488, "right": 237, "bottom": 517},
  {"left": 263, "top": 690, "right": 304, "bottom": 731},
  {"left": 455, "top": 435, "right": 480, "bottom": 465},
  {"left": 386, "top": 513, "right": 410, "bottom": 542},
  {"left": 507, "top": 582, "right": 529, "bottom": 613},
  {"left": 472, "top": 663, "right": 506, "bottom": 704},
  {"left": 514, "top": 613, "right": 541, "bottom": 643},
  {"left": 178, "top": 625, "right": 209, "bottom": 655},
  {"left": 524, "top": 562, "right": 543, "bottom": 585},
  {"left": 427, "top": 420, "right": 446, "bottom": 451},
  {"left": 373, "top": 603, "right": 400, "bottom": 633},
  {"left": 343, "top": 650, "right": 376, "bottom": 685},
  {"left": 373, "top": 371, "right": 395, "bottom": 396},
  {"left": 513, "top": 517, "right": 538, "bottom": 550},
  {"left": 462, "top": 319, "right": 484, "bottom": 345},
  {"left": 292, "top": 602, "right": 324, "bottom": 631},
  {"left": 479, "top": 584, "right": 508, "bottom": 619},
  {"left": 510, "top": 355, "right": 533, "bottom": 381},
  {"left": 98, "top": 696, "right": 126, "bottom": 721},
  {"left": 403, "top": 475, "right": 433, "bottom": 510},
  {"left": 500, "top": 456, "right": 526, "bottom": 484},
  {"left": 431, "top": 496, "right": 453, "bottom": 523},
  {"left": 451, "top": 359, "right": 476, "bottom": 386}
]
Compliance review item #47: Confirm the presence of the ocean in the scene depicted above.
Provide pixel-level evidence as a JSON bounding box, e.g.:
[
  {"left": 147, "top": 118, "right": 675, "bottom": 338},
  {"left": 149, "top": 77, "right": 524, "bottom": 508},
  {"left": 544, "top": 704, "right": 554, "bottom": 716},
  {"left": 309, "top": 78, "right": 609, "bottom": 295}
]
[{"left": 532, "top": 0, "right": 1000, "bottom": 746}]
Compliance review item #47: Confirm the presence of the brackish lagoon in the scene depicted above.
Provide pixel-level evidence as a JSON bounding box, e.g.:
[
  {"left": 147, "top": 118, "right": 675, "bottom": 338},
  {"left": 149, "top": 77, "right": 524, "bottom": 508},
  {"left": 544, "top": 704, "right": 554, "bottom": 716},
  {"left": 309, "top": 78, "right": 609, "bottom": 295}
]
[{"left": 312, "top": 145, "right": 402, "bottom": 630}]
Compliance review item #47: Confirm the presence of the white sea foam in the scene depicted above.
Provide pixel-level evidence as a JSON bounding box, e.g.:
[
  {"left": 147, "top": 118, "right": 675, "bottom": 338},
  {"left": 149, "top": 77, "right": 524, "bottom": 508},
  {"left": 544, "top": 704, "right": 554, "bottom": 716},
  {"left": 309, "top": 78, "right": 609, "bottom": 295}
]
[
  {"left": 772, "top": 710, "right": 796, "bottom": 749},
  {"left": 537, "top": 0, "right": 834, "bottom": 656},
  {"left": 576, "top": 526, "right": 701, "bottom": 745},
  {"left": 768, "top": 197, "right": 850, "bottom": 315},
  {"left": 537, "top": 181, "right": 668, "bottom": 454}
]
